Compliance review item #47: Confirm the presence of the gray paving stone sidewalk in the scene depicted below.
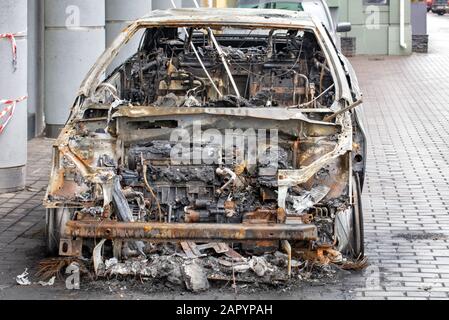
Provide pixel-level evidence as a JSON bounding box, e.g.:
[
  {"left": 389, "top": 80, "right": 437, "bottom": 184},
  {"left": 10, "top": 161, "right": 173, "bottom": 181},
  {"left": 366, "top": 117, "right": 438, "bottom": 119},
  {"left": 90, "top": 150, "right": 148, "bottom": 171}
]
[
  {"left": 1, "top": 14, "right": 449, "bottom": 300},
  {"left": 349, "top": 14, "right": 449, "bottom": 300}
]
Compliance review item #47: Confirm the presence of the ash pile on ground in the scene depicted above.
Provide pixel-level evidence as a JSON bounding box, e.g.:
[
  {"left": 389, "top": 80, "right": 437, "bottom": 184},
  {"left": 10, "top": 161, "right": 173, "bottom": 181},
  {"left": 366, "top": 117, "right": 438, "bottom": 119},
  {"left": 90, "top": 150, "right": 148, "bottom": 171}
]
[{"left": 82, "top": 243, "right": 357, "bottom": 294}]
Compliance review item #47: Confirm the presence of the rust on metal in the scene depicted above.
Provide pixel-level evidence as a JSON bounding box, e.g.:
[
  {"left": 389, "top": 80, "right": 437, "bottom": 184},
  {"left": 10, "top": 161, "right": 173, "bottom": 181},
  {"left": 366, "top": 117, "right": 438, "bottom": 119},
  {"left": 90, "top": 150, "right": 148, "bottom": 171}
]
[{"left": 65, "top": 220, "right": 318, "bottom": 242}]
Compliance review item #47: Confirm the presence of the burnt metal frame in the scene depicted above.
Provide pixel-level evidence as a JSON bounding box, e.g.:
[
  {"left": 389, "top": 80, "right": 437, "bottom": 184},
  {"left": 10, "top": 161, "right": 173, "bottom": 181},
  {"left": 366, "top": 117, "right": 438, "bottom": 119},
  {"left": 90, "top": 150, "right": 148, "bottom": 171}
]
[{"left": 65, "top": 221, "right": 318, "bottom": 242}]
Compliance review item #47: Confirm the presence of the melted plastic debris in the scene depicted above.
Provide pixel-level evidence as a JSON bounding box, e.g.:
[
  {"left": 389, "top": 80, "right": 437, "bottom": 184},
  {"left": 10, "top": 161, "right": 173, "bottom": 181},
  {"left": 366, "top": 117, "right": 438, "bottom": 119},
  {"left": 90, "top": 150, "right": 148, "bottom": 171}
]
[
  {"left": 288, "top": 185, "right": 331, "bottom": 214},
  {"left": 182, "top": 260, "right": 210, "bottom": 292},
  {"left": 16, "top": 269, "right": 31, "bottom": 286},
  {"left": 38, "top": 242, "right": 367, "bottom": 293},
  {"left": 38, "top": 276, "right": 56, "bottom": 287},
  {"left": 16, "top": 269, "right": 56, "bottom": 287}
]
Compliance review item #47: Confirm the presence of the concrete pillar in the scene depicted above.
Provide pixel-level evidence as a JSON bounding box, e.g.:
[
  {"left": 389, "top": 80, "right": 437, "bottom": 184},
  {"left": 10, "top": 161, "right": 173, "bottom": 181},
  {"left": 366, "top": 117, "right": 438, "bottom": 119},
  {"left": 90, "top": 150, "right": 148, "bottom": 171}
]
[
  {"left": 0, "top": 0, "right": 28, "bottom": 193},
  {"left": 105, "top": 0, "right": 152, "bottom": 74},
  {"left": 411, "top": 0, "right": 428, "bottom": 53},
  {"left": 27, "top": 0, "right": 44, "bottom": 138},
  {"left": 44, "top": 0, "right": 105, "bottom": 138}
]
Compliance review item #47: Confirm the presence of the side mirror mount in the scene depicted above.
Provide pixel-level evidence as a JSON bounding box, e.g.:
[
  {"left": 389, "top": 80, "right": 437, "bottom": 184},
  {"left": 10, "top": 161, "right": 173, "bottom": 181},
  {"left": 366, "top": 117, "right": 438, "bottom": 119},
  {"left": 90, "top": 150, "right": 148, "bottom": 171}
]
[{"left": 337, "top": 22, "right": 352, "bottom": 33}]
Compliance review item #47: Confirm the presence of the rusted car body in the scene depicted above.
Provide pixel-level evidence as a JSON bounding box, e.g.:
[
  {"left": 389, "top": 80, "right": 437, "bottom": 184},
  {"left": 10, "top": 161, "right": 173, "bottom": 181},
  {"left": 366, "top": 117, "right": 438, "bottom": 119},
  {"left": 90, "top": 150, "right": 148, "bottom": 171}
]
[{"left": 44, "top": 8, "right": 366, "bottom": 261}]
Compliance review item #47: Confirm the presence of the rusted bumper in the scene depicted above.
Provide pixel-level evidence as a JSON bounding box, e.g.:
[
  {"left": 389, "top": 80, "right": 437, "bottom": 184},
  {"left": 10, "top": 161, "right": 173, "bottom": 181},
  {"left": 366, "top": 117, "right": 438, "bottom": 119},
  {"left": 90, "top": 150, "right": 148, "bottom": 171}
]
[{"left": 65, "top": 221, "right": 317, "bottom": 242}]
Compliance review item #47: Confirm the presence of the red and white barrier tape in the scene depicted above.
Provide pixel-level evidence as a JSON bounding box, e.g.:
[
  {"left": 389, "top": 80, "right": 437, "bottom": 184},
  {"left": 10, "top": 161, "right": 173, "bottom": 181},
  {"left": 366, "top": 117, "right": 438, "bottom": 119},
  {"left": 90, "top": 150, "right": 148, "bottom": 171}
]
[
  {"left": 0, "top": 31, "right": 26, "bottom": 71},
  {"left": 0, "top": 96, "right": 27, "bottom": 135}
]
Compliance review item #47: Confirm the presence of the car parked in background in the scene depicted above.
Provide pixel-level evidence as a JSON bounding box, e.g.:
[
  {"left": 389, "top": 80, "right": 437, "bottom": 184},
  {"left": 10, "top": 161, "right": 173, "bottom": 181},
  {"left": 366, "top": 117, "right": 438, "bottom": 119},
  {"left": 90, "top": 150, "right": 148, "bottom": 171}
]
[
  {"left": 237, "top": 0, "right": 351, "bottom": 47},
  {"left": 431, "top": 0, "right": 449, "bottom": 15}
]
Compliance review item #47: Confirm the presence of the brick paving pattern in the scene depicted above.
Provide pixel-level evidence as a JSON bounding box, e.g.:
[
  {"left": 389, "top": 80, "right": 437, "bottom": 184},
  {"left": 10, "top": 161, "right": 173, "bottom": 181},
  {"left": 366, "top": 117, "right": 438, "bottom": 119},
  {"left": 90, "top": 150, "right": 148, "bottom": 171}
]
[
  {"left": 0, "top": 14, "right": 449, "bottom": 300},
  {"left": 351, "top": 15, "right": 449, "bottom": 300}
]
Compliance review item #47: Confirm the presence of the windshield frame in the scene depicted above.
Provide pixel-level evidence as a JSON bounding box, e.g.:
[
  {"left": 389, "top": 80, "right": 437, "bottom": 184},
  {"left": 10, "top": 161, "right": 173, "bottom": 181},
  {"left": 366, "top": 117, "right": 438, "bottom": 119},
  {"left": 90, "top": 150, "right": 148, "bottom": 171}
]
[{"left": 75, "top": 13, "right": 351, "bottom": 119}]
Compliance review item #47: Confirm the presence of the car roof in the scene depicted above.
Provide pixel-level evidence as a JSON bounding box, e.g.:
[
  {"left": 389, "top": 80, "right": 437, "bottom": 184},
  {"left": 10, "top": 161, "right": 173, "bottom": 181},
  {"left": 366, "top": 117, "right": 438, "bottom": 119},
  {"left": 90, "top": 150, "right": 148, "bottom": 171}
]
[{"left": 136, "top": 8, "right": 317, "bottom": 29}]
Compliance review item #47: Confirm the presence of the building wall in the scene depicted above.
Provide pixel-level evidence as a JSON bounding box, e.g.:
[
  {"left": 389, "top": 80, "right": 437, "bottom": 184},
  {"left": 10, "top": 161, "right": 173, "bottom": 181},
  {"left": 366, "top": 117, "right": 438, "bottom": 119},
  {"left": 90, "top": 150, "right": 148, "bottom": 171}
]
[
  {"left": 208, "top": 0, "right": 413, "bottom": 56},
  {"left": 327, "top": 0, "right": 412, "bottom": 56}
]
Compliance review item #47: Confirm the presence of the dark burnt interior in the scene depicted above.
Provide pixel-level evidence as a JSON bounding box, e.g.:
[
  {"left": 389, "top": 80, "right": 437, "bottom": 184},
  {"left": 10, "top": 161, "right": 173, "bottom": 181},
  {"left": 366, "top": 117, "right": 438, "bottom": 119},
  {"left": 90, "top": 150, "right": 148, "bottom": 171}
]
[{"left": 104, "top": 26, "right": 335, "bottom": 109}]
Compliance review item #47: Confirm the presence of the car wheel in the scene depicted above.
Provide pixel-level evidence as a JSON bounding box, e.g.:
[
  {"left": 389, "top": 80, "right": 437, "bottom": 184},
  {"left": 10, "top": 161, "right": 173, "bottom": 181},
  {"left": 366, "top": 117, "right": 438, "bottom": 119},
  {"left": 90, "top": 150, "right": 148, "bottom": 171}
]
[
  {"left": 45, "top": 208, "right": 70, "bottom": 256},
  {"left": 351, "top": 174, "right": 364, "bottom": 259}
]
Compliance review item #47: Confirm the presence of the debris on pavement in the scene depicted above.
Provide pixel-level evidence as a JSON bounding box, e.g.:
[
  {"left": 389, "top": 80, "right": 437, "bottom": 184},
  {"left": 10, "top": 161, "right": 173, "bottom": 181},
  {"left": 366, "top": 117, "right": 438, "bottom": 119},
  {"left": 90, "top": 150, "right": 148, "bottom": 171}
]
[
  {"left": 37, "top": 257, "right": 88, "bottom": 281},
  {"left": 38, "top": 276, "right": 56, "bottom": 287},
  {"left": 182, "top": 260, "right": 210, "bottom": 292},
  {"left": 87, "top": 240, "right": 368, "bottom": 292},
  {"left": 339, "top": 257, "right": 369, "bottom": 271},
  {"left": 298, "top": 246, "right": 344, "bottom": 266},
  {"left": 249, "top": 256, "right": 273, "bottom": 277},
  {"left": 28, "top": 241, "right": 366, "bottom": 293},
  {"left": 103, "top": 254, "right": 184, "bottom": 283},
  {"left": 16, "top": 269, "right": 55, "bottom": 286},
  {"left": 16, "top": 269, "right": 31, "bottom": 286}
]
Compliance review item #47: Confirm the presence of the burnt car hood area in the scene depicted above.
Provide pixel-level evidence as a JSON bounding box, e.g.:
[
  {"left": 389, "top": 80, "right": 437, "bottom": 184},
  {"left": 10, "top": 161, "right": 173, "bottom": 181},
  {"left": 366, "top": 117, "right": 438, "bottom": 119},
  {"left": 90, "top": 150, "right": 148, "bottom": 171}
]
[{"left": 42, "top": 8, "right": 367, "bottom": 291}]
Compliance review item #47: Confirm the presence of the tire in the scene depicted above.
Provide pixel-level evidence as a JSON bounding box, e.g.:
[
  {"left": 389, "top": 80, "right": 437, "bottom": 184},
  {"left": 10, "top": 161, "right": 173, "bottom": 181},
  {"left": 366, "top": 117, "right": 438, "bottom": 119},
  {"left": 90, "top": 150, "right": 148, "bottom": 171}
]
[
  {"left": 438, "top": 12, "right": 445, "bottom": 15},
  {"left": 351, "top": 174, "right": 365, "bottom": 259},
  {"left": 45, "top": 208, "right": 70, "bottom": 256}
]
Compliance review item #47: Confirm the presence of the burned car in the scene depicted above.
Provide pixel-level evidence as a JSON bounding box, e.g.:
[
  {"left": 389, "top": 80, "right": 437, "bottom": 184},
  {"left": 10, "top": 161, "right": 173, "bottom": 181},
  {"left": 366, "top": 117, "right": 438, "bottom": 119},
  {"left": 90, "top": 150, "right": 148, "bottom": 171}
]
[{"left": 44, "top": 8, "right": 366, "bottom": 268}]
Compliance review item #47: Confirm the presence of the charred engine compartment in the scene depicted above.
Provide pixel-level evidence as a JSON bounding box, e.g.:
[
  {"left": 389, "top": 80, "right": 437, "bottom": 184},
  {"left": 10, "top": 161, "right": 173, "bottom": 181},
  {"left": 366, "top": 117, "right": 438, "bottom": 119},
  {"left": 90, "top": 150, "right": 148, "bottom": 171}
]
[
  {"left": 120, "top": 140, "right": 288, "bottom": 225},
  {"left": 81, "top": 26, "right": 341, "bottom": 234},
  {"left": 106, "top": 27, "right": 335, "bottom": 110}
]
